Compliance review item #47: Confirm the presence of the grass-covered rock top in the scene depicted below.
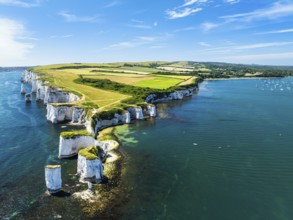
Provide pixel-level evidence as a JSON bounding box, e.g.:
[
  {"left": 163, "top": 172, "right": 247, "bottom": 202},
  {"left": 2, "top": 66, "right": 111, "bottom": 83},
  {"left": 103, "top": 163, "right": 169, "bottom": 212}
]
[
  {"left": 60, "top": 130, "right": 92, "bottom": 139},
  {"left": 78, "top": 146, "right": 99, "bottom": 160},
  {"left": 45, "top": 165, "right": 61, "bottom": 169}
]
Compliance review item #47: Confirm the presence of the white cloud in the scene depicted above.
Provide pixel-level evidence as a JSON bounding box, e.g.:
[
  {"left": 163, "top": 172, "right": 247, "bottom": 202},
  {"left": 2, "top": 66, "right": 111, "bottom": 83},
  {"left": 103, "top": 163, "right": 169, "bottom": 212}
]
[
  {"left": 200, "top": 41, "right": 293, "bottom": 54},
  {"left": 128, "top": 20, "right": 158, "bottom": 29},
  {"left": 198, "top": 42, "right": 211, "bottom": 47},
  {"left": 182, "top": 0, "right": 207, "bottom": 7},
  {"left": 221, "top": 2, "right": 293, "bottom": 21},
  {"left": 109, "top": 37, "right": 156, "bottom": 49},
  {"left": 59, "top": 12, "right": 100, "bottom": 23},
  {"left": 167, "top": 7, "right": 202, "bottom": 19},
  {"left": 103, "top": 1, "right": 120, "bottom": 8},
  {"left": 174, "top": 26, "right": 197, "bottom": 32},
  {"left": 258, "top": 28, "right": 293, "bottom": 35},
  {"left": 0, "top": 18, "right": 33, "bottom": 66},
  {"left": 235, "top": 42, "right": 293, "bottom": 50},
  {"left": 0, "top": 0, "right": 40, "bottom": 7},
  {"left": 167, "top": 0, "right": 206, "bottom": 19},
  {"left": 108, "top": 34, "right": 171, "bottom": 50},
  {"left": 201, "top": 22, "right": 221, "bottom": 31},
  {"left": 224, "top": 0, "right": 240, "bottom": 4}
]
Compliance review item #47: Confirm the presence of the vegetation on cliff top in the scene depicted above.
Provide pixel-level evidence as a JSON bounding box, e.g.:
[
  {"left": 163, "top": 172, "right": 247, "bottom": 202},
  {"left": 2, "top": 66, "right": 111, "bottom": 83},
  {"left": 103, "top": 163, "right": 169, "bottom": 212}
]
[
  {"left": 78, "top": 146, "right": 99, "bottom": 160},
  {"left": 60, "top": 130, "right": 92, "bottom": 139}
]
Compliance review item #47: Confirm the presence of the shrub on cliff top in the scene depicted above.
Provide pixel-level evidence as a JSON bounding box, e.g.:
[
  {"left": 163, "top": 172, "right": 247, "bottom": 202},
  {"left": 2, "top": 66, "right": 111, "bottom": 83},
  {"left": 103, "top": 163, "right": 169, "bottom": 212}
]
[
  {"left": 60, "top": 130, "right": 92, "bottom": 139},
  {"left": 78, "top": 146, "right": 99, "bottom": 160},
  {"left": 92, "top": 108, "right": 126, "bottom": 121}
]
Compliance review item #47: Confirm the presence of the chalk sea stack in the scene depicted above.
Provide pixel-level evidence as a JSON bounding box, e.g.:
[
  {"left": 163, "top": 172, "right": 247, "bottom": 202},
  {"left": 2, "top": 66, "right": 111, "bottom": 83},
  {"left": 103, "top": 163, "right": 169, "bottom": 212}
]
[
  {"left": 77, "top": 146, "right": 103, "bottom": 183},
  {"left": 45, "top": 165, "right": 62, "bottom": 194}
]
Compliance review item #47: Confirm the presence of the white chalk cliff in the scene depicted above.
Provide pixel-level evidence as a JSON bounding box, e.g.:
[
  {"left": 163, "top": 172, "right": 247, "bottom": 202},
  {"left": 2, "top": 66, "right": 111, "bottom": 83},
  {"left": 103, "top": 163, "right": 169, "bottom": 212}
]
[
  {"left": 127, "top": 106, "right": 144, "bottom": 120},
  {"left": 93, "top": 111, "right": 131, "bottom": 134},
  {"left": 45, "top": 165, "right": 62, "bottom": 193},
  {"left": 145, "top": 87, "right": 197, "bottom": 104},
  {"left": 23, "top": 70, "right": 85, "bottom": 124},
  {"left": 21, "top": 83, "right": 26, "bottom": 94},
  {"left": 147, "top": 105, "right": 156, "bottom": 117},
  {"left": 59, "top": 135, "right": 95, "bottom": 158},
  {"left": 77, "top": 155, "right": 103, "bottom": 183}
]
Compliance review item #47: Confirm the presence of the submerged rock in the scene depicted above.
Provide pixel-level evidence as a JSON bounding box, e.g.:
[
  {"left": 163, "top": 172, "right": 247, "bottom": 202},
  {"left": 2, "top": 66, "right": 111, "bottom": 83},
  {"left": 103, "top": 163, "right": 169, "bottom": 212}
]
[
  {"left": 25, "top": 93, "right": 31, "bottom": 102},
  {"left": 45, "top": 165, "right": 62, "bottom": 194}
]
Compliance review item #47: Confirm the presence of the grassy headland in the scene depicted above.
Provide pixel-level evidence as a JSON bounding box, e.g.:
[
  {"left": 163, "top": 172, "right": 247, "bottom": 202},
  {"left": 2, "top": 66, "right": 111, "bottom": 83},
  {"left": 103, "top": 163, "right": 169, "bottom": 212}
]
[{"left": 30, "top": 61, "right": 293, "bottom": 114}]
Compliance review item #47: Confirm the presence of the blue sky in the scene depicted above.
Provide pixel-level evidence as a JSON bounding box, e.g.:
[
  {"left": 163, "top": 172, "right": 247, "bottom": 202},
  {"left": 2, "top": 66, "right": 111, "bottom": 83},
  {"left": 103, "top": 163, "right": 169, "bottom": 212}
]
[{"left": 1, "top": 0, "right": 293, "bottom": 66}]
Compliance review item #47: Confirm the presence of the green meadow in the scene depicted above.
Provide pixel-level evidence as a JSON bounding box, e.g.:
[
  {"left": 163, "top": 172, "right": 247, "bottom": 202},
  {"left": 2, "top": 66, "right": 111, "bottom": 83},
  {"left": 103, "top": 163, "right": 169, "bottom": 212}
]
[{"left": 30, "top": 62, "right": 198, "bottom": 109}]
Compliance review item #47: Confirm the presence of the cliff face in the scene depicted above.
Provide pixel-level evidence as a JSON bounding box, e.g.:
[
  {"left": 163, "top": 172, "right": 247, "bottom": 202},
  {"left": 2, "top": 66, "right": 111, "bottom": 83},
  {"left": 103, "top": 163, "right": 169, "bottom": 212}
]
[
  {"left": 93, "top": 111, "right": 132, "bottom": 134},
  {"left": 145, "top": 87, "right": 197, "bottom": 103},
  {"left": 46, "top": 104, "right": 86, "bottom": 124},
  {"left": 77, "top": 155, "right": 103, "bottom": 183},
  {"left": 59, "top": 135, "right": 95, "bottom": 158},
  {"left": 23, "top": 70, "right": 85, "bottom": 124},
  {"left": 45, "top": 166, "right": 62, "bottom": 193},
  {"left": 127, "top": 106, "right": 144, "bottom": 120}
]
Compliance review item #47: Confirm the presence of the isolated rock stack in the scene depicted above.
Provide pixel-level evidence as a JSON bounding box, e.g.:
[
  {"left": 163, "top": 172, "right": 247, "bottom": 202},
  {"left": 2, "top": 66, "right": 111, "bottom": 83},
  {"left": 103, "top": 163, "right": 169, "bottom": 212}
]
[{"left": 45, "top": 165, "right": 62, "bottom": 194}]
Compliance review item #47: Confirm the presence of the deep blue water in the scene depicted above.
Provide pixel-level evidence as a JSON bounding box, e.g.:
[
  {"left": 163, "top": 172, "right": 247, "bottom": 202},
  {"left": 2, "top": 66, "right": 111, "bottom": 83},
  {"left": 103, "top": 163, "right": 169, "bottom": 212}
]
[{"left": 116, "top": 78, "right": 293, "bottom": 220}]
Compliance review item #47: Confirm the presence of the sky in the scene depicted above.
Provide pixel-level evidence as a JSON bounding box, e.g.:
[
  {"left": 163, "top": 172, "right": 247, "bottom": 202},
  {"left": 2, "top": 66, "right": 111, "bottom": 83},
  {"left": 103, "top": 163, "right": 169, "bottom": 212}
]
[{"left": 1, "top": 0, "right": 293, "bottom": 66}]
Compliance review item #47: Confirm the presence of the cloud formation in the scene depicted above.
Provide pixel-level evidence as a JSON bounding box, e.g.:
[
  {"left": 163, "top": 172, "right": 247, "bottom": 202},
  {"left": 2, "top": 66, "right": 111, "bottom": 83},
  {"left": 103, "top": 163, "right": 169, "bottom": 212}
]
[
  {"left": 221, "top": 2, "right": 293, "bottom": 21},
  {"left": 224, "top": 0, "right": 240, "bottom": 4},
  {"left": 0, "top": 18, "right": 33, "bottom": 66},
  {"left": 166, "top": 0, "right": 206, "bottom": 19},
  {"left": 59, "top": 12, "right": 100, "bottom": 23},
  {"left": 259, "top": 28, "right": 293, "bottom": 35},
  {"left": 167, "top": 7, "right": 202, "bottom": 19},
  {"left": 0, "top": 0, "right": 40, "bottom": 7}
]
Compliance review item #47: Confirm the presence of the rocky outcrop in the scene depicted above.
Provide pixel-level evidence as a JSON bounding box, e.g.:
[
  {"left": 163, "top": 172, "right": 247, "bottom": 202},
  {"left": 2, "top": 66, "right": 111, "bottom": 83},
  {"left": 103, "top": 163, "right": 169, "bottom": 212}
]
[
  {"left": 46, "top": 104, "right": 87, "bottom": 124},
  {"left": 72, "top": 108, "right": 87, "bottom": 124},
  {"left": 21, "top": 83, "right": 26, "bottom": 94},
  {"left": 59, "top": 135, "right": 95, "bottom": 158},
  {"left": 95, "top": 140, "right": 119, "bottom": 152},
  {"left": 45, "top": 165, "right": 62, "bottom": 194},
  {"left": 93, "top": 111, "right": 131, "bottom": 133},
  {"left": 127, "top": 106, "right": 144, "bottom": 120},
  {"left": 23, "top": 70, "right": 84, "bottom": 124},
  {"left": 77, "top": 155, "right": 103, "bottom": 183},
  {"left": 47, "top": 104, "right": 73, "bottom": 124},
  {"left": 145, "top": 87, "right": 197, "bottom": 104},
  {"left": 25, "top": 93, "right": 32, "bottom": 102},
  {"left": 147, "top": 105, "right": 157, "bottom": 117}
]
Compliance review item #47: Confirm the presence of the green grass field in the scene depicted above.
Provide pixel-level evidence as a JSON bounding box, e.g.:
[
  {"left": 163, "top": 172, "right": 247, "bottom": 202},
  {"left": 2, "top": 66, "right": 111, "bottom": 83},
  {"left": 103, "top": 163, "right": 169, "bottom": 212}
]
[
  {"left": 30, "top": 62, "right": 198, "bottom": 109},
  {"left": 133, "top": 77, "right": 183, "bottom": 89}
]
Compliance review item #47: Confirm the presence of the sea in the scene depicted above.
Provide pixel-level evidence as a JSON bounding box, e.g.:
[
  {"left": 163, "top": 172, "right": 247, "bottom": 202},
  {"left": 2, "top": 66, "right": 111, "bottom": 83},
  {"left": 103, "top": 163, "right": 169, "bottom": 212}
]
[{"left": 1, "top": 69, "right": 293, "bottom": 220}]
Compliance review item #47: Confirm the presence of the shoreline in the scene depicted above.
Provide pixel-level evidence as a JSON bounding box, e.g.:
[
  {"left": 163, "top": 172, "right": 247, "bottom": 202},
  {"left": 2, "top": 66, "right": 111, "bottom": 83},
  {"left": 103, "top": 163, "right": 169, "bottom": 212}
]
[{"left": 205, "top": 76, "right": 293, "bottom": 80}]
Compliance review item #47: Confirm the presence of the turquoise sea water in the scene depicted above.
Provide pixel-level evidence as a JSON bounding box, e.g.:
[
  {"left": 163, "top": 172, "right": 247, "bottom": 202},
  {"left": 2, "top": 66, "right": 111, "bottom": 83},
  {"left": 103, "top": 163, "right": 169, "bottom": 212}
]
[
  {"left": 116, "top": 78, "right": 293, "bottom": 220},
  {"left": 1, "top": 69, "right": 293, "bottom": 219}
]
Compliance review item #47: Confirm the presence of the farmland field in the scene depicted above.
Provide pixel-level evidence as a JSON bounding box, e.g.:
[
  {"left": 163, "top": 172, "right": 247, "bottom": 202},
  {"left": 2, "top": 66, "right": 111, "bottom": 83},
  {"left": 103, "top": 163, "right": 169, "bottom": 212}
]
[{"left": 30, "top": 62, "right": 198, "bottom": 108}]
